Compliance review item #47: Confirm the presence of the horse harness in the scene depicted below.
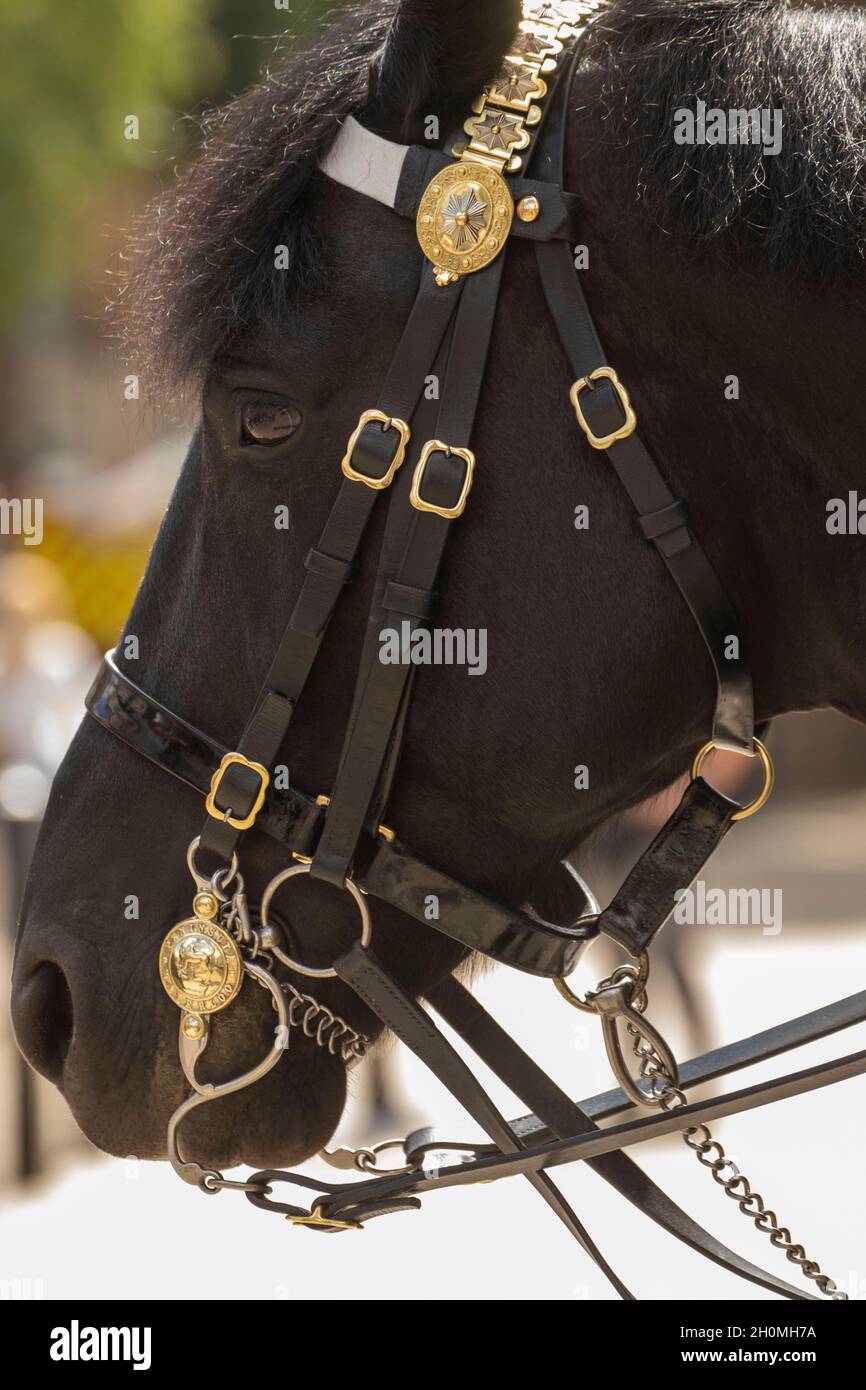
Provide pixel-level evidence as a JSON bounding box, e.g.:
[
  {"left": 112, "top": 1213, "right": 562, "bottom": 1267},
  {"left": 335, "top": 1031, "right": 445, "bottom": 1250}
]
[{"left": 85, "top": 1, "right": 864, "bottom": 1299}]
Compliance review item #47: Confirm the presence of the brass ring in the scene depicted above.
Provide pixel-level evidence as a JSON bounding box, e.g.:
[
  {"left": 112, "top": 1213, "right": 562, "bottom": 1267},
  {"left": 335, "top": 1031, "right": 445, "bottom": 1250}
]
[
  {"left": 555, "top": 946, "right": 649, "bottom": 1014},
  {"left": 259, "top": 862, "right": 371, "bottom": 979},
  {"left": 691, "top": 736, "right": 774, "bottom": 821}
]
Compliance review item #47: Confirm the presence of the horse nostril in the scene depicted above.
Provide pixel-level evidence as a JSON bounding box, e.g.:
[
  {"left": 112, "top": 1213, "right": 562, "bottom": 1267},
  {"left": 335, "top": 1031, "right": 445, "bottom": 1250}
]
[{"left": 13, "top": 960, "right": 74, "bottom": 1086}]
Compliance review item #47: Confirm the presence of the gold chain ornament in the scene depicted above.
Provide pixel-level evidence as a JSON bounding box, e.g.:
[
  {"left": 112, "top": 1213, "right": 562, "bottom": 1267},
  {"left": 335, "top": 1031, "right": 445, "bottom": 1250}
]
[{"left": 416, "top": 2, "right": 600, "bottom": 284}]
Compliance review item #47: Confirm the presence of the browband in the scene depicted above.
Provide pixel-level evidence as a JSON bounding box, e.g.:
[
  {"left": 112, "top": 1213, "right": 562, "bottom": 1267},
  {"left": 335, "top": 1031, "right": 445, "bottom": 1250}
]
[
  {"left": 320, "top": 117, "right": 579, "bottom": 244},
  {"left": 320, "top": 116, "right": 409, "bottom": 207}
]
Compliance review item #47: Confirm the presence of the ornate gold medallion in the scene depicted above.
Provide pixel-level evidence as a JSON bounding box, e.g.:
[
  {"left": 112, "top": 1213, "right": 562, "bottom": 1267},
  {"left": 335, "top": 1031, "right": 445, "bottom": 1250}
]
[
  {"left": 159, "top": 918, "right": 243, "bottom": 1015},
  {"left": 414, "top": 2, "right": 587, "bottom": 282},
  {"left": 416, "top": 161, "right": 513, "bottom": 282}
]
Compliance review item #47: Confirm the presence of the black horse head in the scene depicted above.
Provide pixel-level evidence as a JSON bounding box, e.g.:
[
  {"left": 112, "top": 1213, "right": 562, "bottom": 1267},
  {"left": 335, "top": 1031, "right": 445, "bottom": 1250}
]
[{"left": 12, "top": 0, "right": 866, "bottom": 1173}]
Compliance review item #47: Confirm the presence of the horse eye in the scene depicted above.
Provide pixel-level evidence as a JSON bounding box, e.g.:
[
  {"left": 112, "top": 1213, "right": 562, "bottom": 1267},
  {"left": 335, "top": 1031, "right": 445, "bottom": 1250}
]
[{"left": 240, "top": 401, "right": 301, "bottom": 445}]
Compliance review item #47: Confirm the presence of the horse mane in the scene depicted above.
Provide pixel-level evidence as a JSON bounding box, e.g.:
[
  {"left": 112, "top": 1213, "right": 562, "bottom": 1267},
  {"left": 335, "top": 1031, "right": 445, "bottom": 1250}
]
[
  {"left": 582, "top": 0, "right": 866, "bottom": 274},
  {"left": 116, "top": 0, "right": 866, "bottom": 399},
  {"left": 114, "top": 4, "right": 385, "bottom": 401}
]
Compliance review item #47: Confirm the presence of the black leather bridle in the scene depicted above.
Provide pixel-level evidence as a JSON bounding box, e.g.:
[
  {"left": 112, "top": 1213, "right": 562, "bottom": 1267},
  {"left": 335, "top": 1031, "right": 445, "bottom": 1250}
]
[{"left": 84, "top": 2, "right": 864, "bottom": 1299}]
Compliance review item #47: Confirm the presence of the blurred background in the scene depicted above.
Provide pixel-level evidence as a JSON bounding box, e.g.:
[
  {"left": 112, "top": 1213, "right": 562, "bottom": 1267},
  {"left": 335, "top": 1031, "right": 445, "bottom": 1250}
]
[{"left": 1, "top": 0, "right": 864, "bottom": 1301}]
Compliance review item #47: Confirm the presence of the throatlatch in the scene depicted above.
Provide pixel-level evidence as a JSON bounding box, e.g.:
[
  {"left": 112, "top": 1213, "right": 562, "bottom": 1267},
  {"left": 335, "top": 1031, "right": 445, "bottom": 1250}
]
[{"left": 83, "top": 0, "right": 856, "bottom": 1301}]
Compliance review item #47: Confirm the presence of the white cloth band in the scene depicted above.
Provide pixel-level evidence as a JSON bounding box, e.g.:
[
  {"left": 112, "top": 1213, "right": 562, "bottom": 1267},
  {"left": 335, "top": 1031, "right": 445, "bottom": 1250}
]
[{"left": 319, "top": 116, "right": 410, "bottom": 208}]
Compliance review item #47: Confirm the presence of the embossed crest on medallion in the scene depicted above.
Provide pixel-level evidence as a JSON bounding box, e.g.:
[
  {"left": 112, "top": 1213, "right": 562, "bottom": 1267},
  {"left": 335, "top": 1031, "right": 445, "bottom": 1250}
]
[
  {"left": 159, "top": 918, "right": 243, "bottom": 1015},
  {"left": 416, "top": 161, "right": 514, "bottom": 280}
]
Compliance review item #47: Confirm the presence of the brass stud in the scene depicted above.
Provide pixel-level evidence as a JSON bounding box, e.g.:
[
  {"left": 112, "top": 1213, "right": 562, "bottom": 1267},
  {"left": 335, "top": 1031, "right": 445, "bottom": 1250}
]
[
  {"left": 192, "top": 891, "right": 219, "bottom": 920},
  {"left": 517, "top": 195, "right": 541, "bottom": 223},
  {"left": 182, "top": 1014, "right": 205, "bottom": 1040}
]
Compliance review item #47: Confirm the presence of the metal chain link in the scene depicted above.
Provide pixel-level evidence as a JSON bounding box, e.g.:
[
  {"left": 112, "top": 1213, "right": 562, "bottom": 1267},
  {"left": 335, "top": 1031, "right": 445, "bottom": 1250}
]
[
  {"left": 280, "top": 980, "right": 370, "bottom": 1064},
  {"left": 625, "top": 1013, "right": 849, "bottom": 1301},
  {"left": 220, "top": 888, "right": 371, "bottom": 1065}
]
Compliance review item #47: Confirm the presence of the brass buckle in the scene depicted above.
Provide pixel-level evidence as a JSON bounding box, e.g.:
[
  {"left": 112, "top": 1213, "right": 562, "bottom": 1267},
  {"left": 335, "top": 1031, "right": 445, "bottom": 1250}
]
[
  {"left": 205, "top": 752, "right": 270, "bottom": 831},
  {"left": 569, "top": 367, "right": 637, "bottom": 450},
  {"left": 409, "top": 440, "right": 475, "bottom": 520},
  {"left": 691, "top": 736, "right": 774, "bottom": 822},
  {"left": 288, "top": 1203, "right": 362, "bottom": 1231},
  {"left": 341, "top": 409, "right": 410, "bottom": 489},
  {"left": 291, "top": 795, "right": 394, "bottom": 866}
]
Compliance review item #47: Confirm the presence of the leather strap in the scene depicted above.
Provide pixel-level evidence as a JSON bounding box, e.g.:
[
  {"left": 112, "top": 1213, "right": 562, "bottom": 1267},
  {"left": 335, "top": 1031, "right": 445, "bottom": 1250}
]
[
  {"left": 198, "top": 261, "right": 463, "bottom": 864},
  {"left": 86, "top": 652, "right": 595, "bottom": 975},
  {"left": 422, "top": 984, "right": 866, "bottom": 1149},
  {"left": 360, "top": 834, "right": 593, "bottom": 975},
  {"left": 332, "top": 1043, "right": 866, "bottom": 1195},
  {"left": 597, "top": 776, "right": 739, "bottom": 955},
  {"left": 531, "top": 47, "right": 754, "bottom": 753},
  {"left": 334, "top": 943, "right": 634, "bottom": 1298},
  {"left": 311, "top": 254, "right": 506, "bottom": 887},
  {"left": 245, "top": 1164, "right": 422, "bottom": 1227},
  {"left": 309, "top": 45, "right": 582, "bottom": 888},
  {"left": 424, "top": 977, "right": 820, "bottom": 1300},
  {"left": 246, "top": 984, "right": 866, "bottom": 1288}
]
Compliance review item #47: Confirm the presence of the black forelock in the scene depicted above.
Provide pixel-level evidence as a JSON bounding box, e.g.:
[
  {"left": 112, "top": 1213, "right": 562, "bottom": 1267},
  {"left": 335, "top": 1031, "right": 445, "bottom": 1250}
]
[
  {"left": 114, "top": 4, "right": 382, "bottom": 403},
  {"left": 114, "top": 0, "right": 521, "bottom": 402}
]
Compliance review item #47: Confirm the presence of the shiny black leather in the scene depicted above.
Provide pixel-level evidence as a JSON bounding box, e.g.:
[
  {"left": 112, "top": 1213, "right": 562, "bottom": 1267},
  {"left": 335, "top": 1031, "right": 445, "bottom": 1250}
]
[
  {"left": 597, "top": 776, "right": 738, "bottom": 954},
  {"left": 86, "top": 652, "right": 595, "bottom": 975}
]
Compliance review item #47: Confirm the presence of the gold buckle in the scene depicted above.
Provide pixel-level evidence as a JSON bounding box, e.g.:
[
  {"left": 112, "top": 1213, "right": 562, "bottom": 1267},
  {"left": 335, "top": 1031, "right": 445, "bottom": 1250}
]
[
  {"left": 341, "top": 409, "right": 410, "bottom": 489},
  {"left": 691, "top": 736, "right": 774, "bottom": 822},
  {"left": 288, "top": 1203, "right": 362, "bottom": 1231},
  {"left": 569, "top": 367, "right": 637, "bottom": 450},
  {"left": 409, "top": 440, "right": 475, "bottom": 520},
  {"left": 292, "top": 799, "right": 394, "bottom": 865},
  {"left": 205, "top": 752, "right": 270, "bottom": 831}
]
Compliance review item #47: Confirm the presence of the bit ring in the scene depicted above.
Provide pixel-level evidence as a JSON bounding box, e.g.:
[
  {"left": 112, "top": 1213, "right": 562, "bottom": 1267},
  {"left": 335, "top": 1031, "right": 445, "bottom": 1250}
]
[{"left": 259, "top": 862, "right": 372, "bottom": 979}]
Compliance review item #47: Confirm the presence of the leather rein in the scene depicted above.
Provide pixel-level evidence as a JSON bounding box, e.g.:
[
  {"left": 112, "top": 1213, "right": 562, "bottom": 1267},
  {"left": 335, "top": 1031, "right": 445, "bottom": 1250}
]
[{"left": 84, "top": 1, "right": 863, "bottom": 1299}]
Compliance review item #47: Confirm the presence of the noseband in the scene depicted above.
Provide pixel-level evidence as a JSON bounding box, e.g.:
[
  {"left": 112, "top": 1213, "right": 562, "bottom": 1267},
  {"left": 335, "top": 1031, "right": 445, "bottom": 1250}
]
[{"left": 85, "top": 0, "right": 865, "bottom": 1298}]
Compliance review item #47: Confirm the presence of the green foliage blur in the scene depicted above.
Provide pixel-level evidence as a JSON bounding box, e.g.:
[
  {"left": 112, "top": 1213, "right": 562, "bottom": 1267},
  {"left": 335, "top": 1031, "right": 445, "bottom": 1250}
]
[{"left": 0, "top": 0, "right": 340, "bottom": 326}]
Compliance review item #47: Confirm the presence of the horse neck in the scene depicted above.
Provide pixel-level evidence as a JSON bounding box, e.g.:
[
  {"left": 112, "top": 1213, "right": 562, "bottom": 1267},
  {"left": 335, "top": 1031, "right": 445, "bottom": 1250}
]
[{"left": 575, "top": 180, "right": 866, "bottom": 724}]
